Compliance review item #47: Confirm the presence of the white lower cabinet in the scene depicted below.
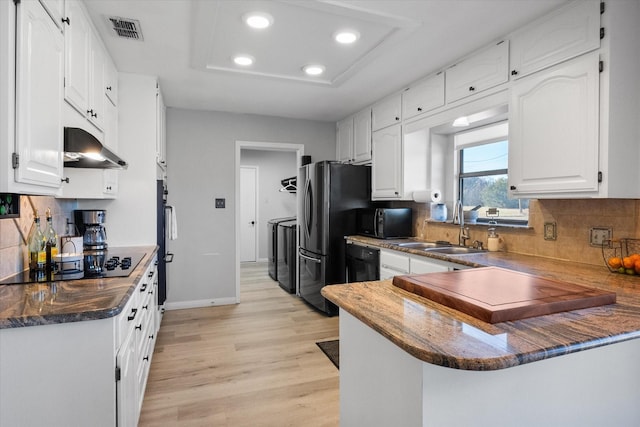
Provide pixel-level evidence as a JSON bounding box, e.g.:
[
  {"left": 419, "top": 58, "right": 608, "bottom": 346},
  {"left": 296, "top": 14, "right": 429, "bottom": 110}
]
[
  {"left": 380, "top": 248, "right": 472, "bottom": 280},
  {"left": 0, "top": 256, "right": 159, "bottom": 427}
]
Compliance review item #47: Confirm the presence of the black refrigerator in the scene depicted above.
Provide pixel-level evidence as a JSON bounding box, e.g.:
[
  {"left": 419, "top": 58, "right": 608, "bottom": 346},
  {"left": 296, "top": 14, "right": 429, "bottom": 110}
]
[{"left": 299, "top": 161, "right": 371, "bottom": 315}]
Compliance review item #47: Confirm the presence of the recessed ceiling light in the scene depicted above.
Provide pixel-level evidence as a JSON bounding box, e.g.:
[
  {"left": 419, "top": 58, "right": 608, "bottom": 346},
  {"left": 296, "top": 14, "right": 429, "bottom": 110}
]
[
  {"left": 233, "top": 55, "right": 254, "bottom": 66},
  {"left": 244, "top": 12, "right": 273, "bottom": 29},
  {"left": 334, "top": 30, "right": 360, "bottom": 44},
  {"left": 303, "top": 64, "right": 325, "bottom": 76}
]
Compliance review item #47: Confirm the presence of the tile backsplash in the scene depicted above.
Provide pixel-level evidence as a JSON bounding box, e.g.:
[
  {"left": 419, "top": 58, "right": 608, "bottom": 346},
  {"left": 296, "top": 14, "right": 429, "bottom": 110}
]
[
  {"left": 0, "top": 195, "right": 76, "bottom": 281},
  {"left": 395, "top": 199, "right": 640, "bottom": 267}
]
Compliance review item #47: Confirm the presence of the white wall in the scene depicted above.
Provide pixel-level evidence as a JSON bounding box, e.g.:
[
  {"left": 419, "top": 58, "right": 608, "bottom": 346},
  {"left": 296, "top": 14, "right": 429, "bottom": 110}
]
[
  {"left": 166, "top": 108, "right": 335, "bottom": 307},
  {"left": 240, "top": 150, "right": 297, "bottom": 261},
  {"left": 77, "top": 73, "right": 158, "bottom": 246}
]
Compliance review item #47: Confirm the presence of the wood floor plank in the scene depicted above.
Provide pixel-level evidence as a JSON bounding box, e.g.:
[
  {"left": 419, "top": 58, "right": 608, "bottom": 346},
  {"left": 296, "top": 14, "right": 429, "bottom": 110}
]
[{"left": 139, "top": 262, "right": 339, "bottom": 426}]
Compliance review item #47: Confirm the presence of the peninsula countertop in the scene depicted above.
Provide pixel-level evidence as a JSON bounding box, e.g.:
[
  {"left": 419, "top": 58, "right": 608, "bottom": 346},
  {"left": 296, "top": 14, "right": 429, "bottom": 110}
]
[
  {"left": 322, "top": 236, "right": 640, "bottom": 370},
  {"left": 0, "top": 246, "right": 158, "bottom": 329}
]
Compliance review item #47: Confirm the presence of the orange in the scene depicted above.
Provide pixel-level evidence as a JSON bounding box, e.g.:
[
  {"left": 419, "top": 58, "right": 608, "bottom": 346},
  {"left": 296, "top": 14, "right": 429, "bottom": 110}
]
[
  {"left": 630, "top": 253, "right": 640, "bottom": 263},
  {"left": 634, "top": 259, "right": 640, "bottom": 274},
  {"left": 623, "top": 256, "right": 635, "bottom": 269},
  {"left": 608, "top": 256, "right": 622, "bottom": 269}
]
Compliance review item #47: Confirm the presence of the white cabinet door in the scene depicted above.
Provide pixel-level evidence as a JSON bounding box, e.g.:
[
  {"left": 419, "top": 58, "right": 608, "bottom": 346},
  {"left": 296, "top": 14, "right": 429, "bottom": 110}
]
[
  {"left": 116, "top": 330, "right": 139, "bottom": 427},
  {"left": 156, "top": 85, "right": 167, "bottom": 169},
  {"left": 104, "top": 55, "right": 118, "bottom": 106},
  {"left": 509, "top": 52, "right": 599, "bottom": 197},
  {"left": 372, "top": 124, "right": 402, "bottom": 199},
  {"left": 410, "top": 257, "right": 449, "bottom": 274},
  {"left": 88, "top": 34, "right": 105, "bottom": 130},
  {"left": 63, "top": 0, "right": 90, "bottom": 114},
  {"left": 39, "top": 0, "right": 64, "bottom": 29},
  {"left": 510, "top": 0, "right": 600, "bottom": 79},
  {"left": 353, "top": 108, "right": 371, "bottom": 164},
  {"left": 446, "top": 41, "right": 509, "bottom": 103},
  {"left": 336, "top": 116, "right": 354, "bottom": 163},
  {"left": 372, "top": 94, "right": 401, "bottom": 131},
  {"left": 14, "top": 0, "right": 64, "bottom": 189},
  {"left": 402, "top": 73, "right": 445, "bottom": 120}
]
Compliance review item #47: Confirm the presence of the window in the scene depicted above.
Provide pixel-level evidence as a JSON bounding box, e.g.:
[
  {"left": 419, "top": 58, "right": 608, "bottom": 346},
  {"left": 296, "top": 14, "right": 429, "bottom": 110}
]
[{"left": 455, "top": 122, "right": 528, "bottom": 225}]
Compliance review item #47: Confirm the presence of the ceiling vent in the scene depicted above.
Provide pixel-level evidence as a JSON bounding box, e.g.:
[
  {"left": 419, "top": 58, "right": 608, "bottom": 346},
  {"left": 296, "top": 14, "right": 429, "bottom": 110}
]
[{"left": 106, "top": 16, "right": 144, "bottom": 41}]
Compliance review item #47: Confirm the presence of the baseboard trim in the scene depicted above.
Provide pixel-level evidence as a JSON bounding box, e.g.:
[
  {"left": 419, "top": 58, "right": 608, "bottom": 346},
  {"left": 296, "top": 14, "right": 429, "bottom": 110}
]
[{"left": 164, "top": 297, "right": 238, "bottom": 311}]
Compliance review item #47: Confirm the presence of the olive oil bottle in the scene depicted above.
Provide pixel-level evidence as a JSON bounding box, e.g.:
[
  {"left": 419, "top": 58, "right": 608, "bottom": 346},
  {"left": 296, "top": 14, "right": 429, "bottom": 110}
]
[{"left": 28, "top": 210, "right": 46, "bottom": 272}]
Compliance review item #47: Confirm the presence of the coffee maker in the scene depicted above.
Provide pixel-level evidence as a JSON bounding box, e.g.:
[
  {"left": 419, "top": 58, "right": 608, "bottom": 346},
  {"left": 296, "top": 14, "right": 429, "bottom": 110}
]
[{"left": 74, "top": 209, "right": 108, "bottom": 276}]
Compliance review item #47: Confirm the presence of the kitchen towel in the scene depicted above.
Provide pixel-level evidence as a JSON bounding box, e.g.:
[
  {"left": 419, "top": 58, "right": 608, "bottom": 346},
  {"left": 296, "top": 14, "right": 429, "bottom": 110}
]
[
  {"left": 412, "top": 189, "right": 442, "bottom": 203},
  {"left": 166, "top": 205, "right": 178, "bottom": 240}
]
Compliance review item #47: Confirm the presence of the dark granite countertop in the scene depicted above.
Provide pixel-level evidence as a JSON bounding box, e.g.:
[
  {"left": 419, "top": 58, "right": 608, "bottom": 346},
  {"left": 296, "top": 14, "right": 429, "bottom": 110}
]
[
  {"left": 0, "top": 246, "right": 158, "bottom": 329},
  {"left": 322, "top": 236, "right": 640, "bottom": 370}
]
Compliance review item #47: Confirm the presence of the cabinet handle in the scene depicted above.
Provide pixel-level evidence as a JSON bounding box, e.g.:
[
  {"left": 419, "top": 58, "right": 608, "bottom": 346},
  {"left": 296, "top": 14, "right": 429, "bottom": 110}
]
[
  {"left": 92, "top": 112, "right": 98, "bottom": 118},
  {"left": 510, "top": 185, "right": 517, "bottom": 190},
  {"left": 140, "top": 283, "right": 148, "bottom": 292},
  {"left": 61, "top": 17, "right": 70, "bottom": 25},
  {"left": 149, "top": 334, "right": 154, "bottom": 339},
  {"left": 417, "top": 107, "right": 422, "bottom": 112},
  {"left": 127, "top": 308, "right": 138, "bottom": 321},
  {"left": 148, "top": 271, "right": 154, "bottom": 278},
  {"left": 106, "top": 86, "right": 112, "bottom": 91},
  {"left": 395, "top": 116, "right": 400, "bottom": 121},
  {"left": 87, "top": 109, "right": 93, "bottom": 115},
  {"left": 511, "top": 70, "right": 518, "bottom": 76},
  {"left": 135, "top": 324, "right": 142, "bottom": 331},
  {"left": 469, "top": 86, "right": 475, "bottom": 91},
  {"left": 143, "top": 304, "right": 149, "bottom": 310},
  {"left": 143, "top": 356, "right": 149, "bottom": 362},
  {"left": 61, "top": 177, "right": 69, "bottom": 183},
  {"left": 394, "top": 191, "right": 399, "bottom": 195}
]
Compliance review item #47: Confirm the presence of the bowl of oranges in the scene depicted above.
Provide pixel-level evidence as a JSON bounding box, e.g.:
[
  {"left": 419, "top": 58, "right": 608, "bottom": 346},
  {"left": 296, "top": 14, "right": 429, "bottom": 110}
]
[{"left": 604, "top": 238, "right": 640, "bottom": 275}]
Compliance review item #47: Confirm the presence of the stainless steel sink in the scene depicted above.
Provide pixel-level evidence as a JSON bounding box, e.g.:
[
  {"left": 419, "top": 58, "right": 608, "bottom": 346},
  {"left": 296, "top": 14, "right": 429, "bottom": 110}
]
[
  {"left": 423, "top": 246, "right": 486, "bottom": 255},
  {"left": 395, "top": 242, "right": 445, "bottom": 249}
]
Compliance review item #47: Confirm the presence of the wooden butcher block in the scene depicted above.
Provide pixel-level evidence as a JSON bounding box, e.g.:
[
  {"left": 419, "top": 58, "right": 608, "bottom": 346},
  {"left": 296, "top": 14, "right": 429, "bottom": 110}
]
[{"left": 392, "top": 266, "right": 616, "bottom": 323}]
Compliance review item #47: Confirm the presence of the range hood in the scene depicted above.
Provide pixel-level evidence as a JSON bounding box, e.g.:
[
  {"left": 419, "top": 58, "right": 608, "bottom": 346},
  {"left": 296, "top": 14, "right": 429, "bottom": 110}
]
[{"left": 63, "top": 127, "right": 128, "bottom": 169}]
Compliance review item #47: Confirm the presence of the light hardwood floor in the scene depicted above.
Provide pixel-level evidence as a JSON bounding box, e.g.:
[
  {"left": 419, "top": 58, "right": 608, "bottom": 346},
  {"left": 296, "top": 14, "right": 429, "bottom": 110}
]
[{"left": 138, "top": 262, "right": 340, "bottom": 426}]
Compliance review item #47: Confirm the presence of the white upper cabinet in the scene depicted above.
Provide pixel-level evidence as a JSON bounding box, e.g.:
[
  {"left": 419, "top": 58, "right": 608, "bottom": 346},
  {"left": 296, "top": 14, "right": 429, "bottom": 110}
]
[
  {"left": 371, "top": 124, "right": 402, "bottom": 199},
  {"left": 372, "top": 94, "right": 402, "bottom": 131},
  {"left": 402, "top": 73, "right": 445, "bottom": 121},
  {"left": 14, "top": 0, "right": 64, "bottom": 191},
  {"left": 336, "top": 116, "right": 354, "bottom": 163},
  {"left": 64, "top": 0, "right": 107, "bottom": 131},
  {"left": 104, "top": 55, "right": 118, "bottom": 106},
  {"left": 353, "top": 108, "right": 372, "bottom": 164},
  {"left": 446, "top": 41, "right": 509, "bottom": 103},
  {"left": 39, "top": 0, "right": 65, "bottom": 30},
  {"left": 64, "top": 0, "right": 90, "bottom": 115},
  {"left": 508, "top": 52, "right": 600, "bottom": 197},
  {"left": 510, "top": 0, "right": 600, "bottom": 79},
  {"left": 156, "top": 85, "right": 167, "bottom": 169}
]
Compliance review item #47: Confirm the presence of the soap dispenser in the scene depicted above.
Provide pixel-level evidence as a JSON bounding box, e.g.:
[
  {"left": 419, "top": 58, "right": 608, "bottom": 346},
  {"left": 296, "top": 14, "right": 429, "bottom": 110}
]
[{"left": 487, "top": 227, "right": 500, "bottom": 252}]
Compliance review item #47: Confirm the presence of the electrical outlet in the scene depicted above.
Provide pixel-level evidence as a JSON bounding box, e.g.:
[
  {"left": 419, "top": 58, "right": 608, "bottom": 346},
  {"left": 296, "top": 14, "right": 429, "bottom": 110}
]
[
  {"left": 543, "top": 222, "right": 557, "bottom": 240},
  {"left": 590, "top": 227, "right": 612, "bottom": 246},
  {"left": 215, "top": 198, "right": 225, "bottom": 209}
]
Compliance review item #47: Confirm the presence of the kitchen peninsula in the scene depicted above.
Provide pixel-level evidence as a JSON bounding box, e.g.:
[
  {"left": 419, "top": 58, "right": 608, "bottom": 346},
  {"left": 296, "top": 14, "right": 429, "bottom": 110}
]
[
  {"left": 0, "top": 246, "right": 159, "bottom": 427},
  {"left": 323, "top": 240, "right": 640, "bottom": 427}
]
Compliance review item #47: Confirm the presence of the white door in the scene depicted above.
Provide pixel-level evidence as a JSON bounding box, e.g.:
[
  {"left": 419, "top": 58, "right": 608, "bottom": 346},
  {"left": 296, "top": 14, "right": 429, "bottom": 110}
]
[{"left": 240, "top": 166, "right": 258, "bottom": 262}]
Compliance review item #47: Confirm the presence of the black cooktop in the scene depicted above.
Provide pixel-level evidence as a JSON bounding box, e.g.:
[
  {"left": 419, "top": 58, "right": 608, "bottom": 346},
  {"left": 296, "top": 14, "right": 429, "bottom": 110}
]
[{"left": 0, "top": 251, "right": 146, "bottom": 285}]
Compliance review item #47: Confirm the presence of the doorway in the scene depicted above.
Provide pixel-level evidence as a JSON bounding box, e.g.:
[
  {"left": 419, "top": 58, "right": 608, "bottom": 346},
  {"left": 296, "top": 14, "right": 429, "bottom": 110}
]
[
  {"left": 240, "top": 166, "right": 258, "bottom": 262},
  {"left": 235, "top": 141, "right": 305, "bottom": 303}
]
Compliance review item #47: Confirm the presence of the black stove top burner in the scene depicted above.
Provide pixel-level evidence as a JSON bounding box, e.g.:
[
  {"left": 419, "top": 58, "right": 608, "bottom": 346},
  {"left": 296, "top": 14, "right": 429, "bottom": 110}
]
[{"left": 0, "top": 251, "right": 147, "bottom": 285}]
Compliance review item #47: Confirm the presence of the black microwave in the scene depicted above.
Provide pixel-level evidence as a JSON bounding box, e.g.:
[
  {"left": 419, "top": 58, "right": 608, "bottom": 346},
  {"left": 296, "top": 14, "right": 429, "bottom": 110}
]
[{"left": 356, "top": 208, "right": 413, "bottom": 239}]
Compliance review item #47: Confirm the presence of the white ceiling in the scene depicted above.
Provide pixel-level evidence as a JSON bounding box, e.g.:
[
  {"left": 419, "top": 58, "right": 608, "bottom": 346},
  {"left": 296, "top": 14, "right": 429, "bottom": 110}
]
[{"left": 83, "top": 0, "right": 567, "bottom": 122}]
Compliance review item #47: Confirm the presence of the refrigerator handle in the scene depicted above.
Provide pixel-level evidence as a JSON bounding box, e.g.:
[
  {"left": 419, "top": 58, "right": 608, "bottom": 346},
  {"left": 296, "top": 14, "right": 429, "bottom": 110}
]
[
  {"left": 304, "top": 178, "right": 313, "bottom": 238},
  {"left": 299, "top": 252, "right": 321, "bottom": 263},
  {"left": 165, "top": 253, "right": 174, "bottom": 263}
]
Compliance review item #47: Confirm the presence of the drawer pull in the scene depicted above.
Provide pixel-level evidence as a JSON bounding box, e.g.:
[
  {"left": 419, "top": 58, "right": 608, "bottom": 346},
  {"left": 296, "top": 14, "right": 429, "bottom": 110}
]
[
  {"left": 143, "top": 356, "right": 149, "bottom": 362},
  {"left": 127, "top": 308, "right": 138, "bottom": 321},
  {"left": 142, "top": 304, "right": 149, "bottom": 310},
  {"left": 140, "top": 283, "right": 148, "bottom": 292},
  {"left": 135, "top": 324, "right": 142, "bottom": 331}
]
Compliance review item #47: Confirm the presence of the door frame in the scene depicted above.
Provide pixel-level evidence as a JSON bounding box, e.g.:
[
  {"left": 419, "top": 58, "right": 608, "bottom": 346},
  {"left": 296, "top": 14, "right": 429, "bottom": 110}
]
[
  {"left": 235, "top": 141, "right": 305, "bottom": 303},
  {"left": 239, "top": 165, "right": 259, "bottom": 262}
]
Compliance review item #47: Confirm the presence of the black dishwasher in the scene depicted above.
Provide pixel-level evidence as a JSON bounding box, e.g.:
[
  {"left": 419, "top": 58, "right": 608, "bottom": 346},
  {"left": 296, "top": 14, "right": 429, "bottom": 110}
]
[{"left": 346, "top": 243, "right": 380, "bottom": 283}]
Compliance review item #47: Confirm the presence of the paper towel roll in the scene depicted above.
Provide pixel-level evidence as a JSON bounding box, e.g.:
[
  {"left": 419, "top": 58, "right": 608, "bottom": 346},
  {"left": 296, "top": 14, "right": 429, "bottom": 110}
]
[{"left": 412, "top": 189, "right": 442, "bottom": 203}]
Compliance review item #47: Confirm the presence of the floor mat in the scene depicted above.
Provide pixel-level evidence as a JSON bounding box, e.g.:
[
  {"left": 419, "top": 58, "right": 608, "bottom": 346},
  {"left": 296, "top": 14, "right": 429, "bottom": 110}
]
[{"left": 316, "top": 339, "right": 339, "bottom": 369}]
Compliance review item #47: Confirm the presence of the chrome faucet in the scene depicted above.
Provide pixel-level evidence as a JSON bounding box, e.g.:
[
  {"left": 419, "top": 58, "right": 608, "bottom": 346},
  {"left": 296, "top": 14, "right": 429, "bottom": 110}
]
[{"left": 456, "top": 200, "right": 470, "bottom": 246}]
